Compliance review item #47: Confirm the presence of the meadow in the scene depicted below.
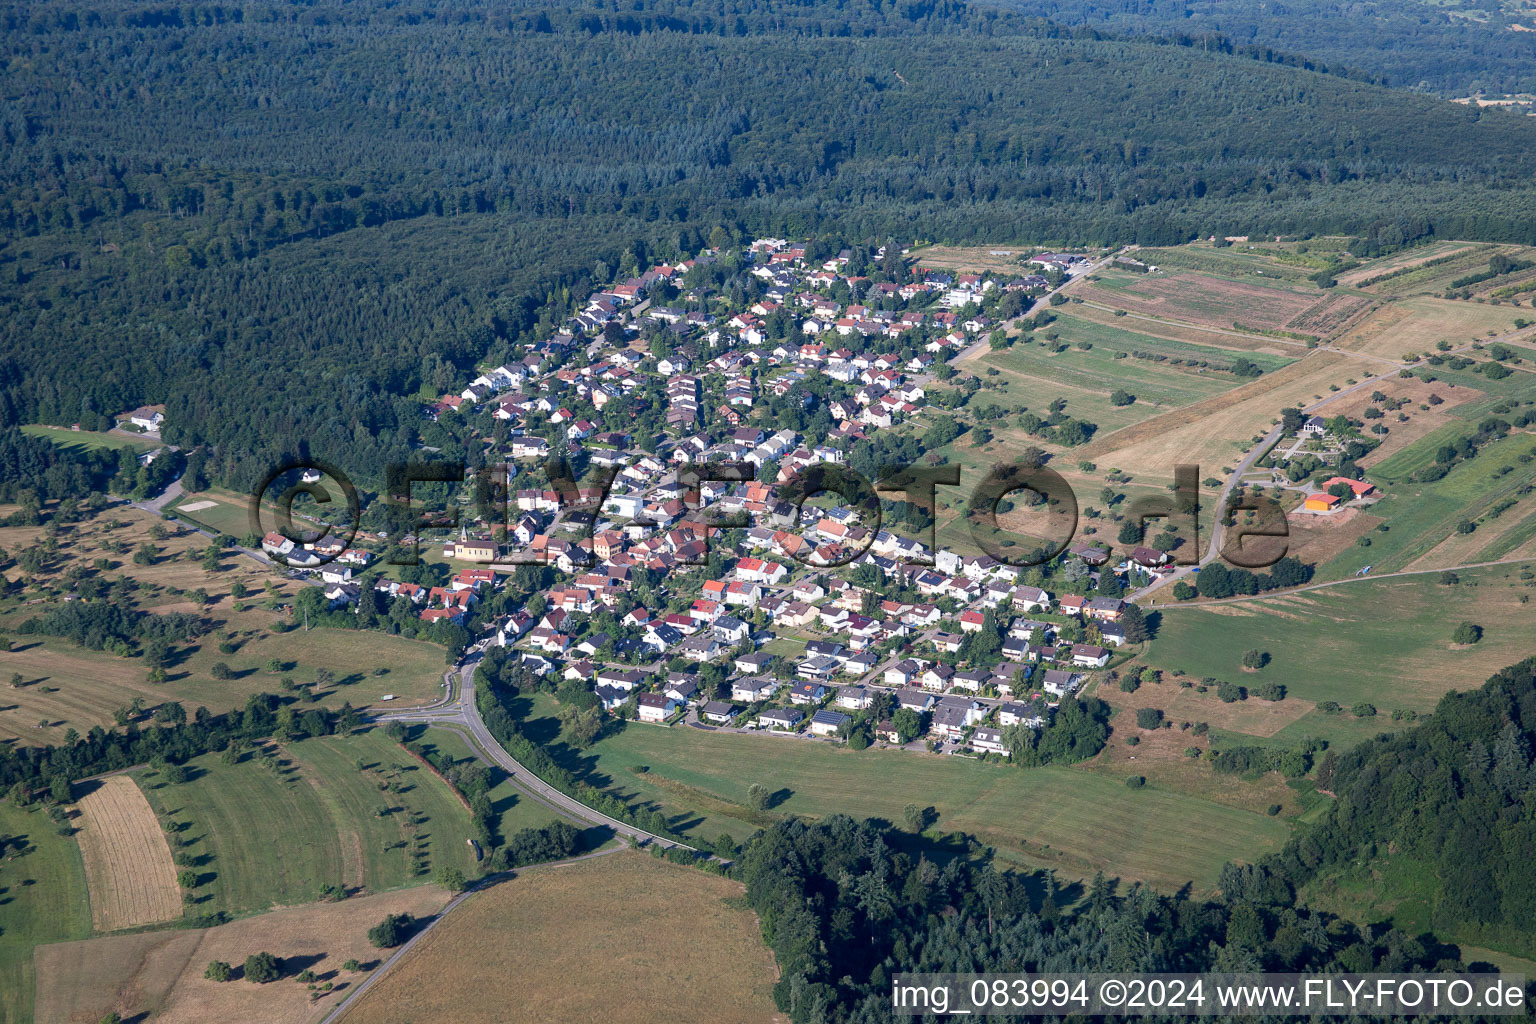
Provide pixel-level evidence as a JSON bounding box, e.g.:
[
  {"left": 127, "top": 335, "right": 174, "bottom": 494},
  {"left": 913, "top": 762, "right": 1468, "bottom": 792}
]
[
  {"left": 1142, "top": 567, "right": 1536, "bottom": 746},
  {"left": 1332, "top": 294, "right": 1533, "bottom": 361},
  {"left": 408, "top": 726, "right": 567, "bottom": 838},
  {"left": 1320, "top": 429, "right": 1536, "bottom": 578},
  {"left": 19, "top": 424, "right": 162, "bottom": 455},
  {"left": 519, "top": 695, "right": 1290, "bottom": 892},
  {"left": 134, "top": 728, "right": 481, "bottom": 917},
  {"left": 1135, "top": 242, "right": 1328, "bottom": 285},
  {"left": 0, "top": 504, "right": 447, "bottom": 745},
  {"left": 339, "top": 851, "right": 781, "bottom": 1024},
  {"left": 0, "top": 802, "right": 92, "bottom": 1024},
  {"left": 1074, "top": 267, "right": 1327, "bottom": 334}
]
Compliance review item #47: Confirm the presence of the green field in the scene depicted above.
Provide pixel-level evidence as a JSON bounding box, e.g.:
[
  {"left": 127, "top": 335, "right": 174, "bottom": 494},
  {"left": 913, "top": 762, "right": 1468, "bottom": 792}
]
[
  {"left": 411, "top": 727, "right": 566, "bottom": 838},
  {"left": 519, "top": 695, "right": 1289, "bottom": 892},
  {"left": 135, "top": 728, "right": 480, "bottom": 916},
  {"left": 1323, "top": 430, "right": 1536, "bottom": 577},
  {"left": 0, "top": 802, "right": 92, "bottom": 1024},
  {"left": 19, "top": 424, "right": 161, "bottom": 455},
  {"left": 1135, "top": 243, "right": 1325, "bottom": 285},
  {"left": 1144, "top": 568, "right": 1536, "bottom": 747},
  {"left": 982, "top": 331, "right": 1269, "bottom": 410},
  {"left": 1048, "top": 311, "right": 1297, "bottom": 372}
]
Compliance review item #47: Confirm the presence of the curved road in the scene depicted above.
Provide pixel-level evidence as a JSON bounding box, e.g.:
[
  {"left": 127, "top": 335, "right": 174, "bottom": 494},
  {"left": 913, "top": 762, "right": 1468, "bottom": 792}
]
[{"left": 371, "top": 653, "right": 698, "bottom": 853}]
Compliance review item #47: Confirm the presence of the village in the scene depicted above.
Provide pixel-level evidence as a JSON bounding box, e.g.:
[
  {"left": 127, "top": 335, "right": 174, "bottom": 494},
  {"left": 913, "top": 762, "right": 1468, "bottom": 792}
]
[{"left": 246, "top": 238, "right": 1197, "bottom": 759}]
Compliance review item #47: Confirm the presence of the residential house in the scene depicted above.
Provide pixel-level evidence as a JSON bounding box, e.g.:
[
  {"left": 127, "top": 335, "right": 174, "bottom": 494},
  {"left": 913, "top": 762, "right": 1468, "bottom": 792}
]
[
  {"left": 809, "top": 709, "right": 852, "bottom": 737},
  {"left": 970, "top": 728, "right": 1009, "bottom": 757},
  {"left": 701, "top": 700, "right": 740, "bottom": 724},
  {"left": 636, "top": 693, "right": 679, "bottom": 723},
  {"left": 732, "top": 677, "right": 780, "bottom": 703},
  {"left": 757, "top": 707, "right": 804, "bottom": 731}
]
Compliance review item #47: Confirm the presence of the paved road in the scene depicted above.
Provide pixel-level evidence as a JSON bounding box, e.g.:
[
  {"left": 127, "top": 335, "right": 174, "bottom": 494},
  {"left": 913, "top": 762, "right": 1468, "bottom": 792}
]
[
  {"left": 372, "top": 654, "right": 699, "bottom": 852},
  {"left": 951, "top": 250, "right": 1127, "bottom": 365},
  {"left": 129, "top": 474, "right": 184, "bottom": 516}
]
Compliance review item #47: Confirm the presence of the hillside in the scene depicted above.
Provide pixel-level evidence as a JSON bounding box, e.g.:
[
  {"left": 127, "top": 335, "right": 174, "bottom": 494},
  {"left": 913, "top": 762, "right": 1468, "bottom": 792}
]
[
  {"left": 5, "top": 0, "right": 1536, "bottom": 493},
  {"left": 997, "top": 0, "right": 1536, "bottom": 97},
  {"left": 1258, "top": 657, "right": 1536, "bottom": 957}
]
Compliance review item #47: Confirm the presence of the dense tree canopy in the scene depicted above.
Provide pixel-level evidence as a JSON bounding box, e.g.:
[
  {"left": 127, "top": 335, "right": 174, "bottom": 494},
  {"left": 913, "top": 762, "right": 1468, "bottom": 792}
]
[{"left": 5, "top": 0, "right": 1536, "bottom": 496}]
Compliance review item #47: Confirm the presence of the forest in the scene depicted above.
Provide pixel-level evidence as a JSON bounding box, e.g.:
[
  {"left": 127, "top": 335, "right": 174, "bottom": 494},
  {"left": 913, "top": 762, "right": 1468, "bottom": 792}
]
[
  {"left": 997, "top": 0, "right": 1536, "bottom": 98},
  {"left": 6, "top": 0, "right": 1536, "bottom": 499}
]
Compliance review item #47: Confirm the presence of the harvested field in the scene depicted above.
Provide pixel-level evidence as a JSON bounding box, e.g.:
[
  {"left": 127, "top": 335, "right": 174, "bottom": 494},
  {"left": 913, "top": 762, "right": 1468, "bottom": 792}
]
[
  {"left": 1074, "top": 352, "right": 1353, "bottom": 480},
  {"left": 1076, "top": 270, "right": 1322, "bottom": 333},
  {"left": 1333, "top": 295, "right": 1533, "bottom": 361},
  {"left": 34, "top": 885, "right": 451, "bottom": 1024},
  {"left": 73, "top": 775, "right": 182, "bottom": 931},
  {"left": 340, "top": 851, "right": 782, "bottom": 1024}
]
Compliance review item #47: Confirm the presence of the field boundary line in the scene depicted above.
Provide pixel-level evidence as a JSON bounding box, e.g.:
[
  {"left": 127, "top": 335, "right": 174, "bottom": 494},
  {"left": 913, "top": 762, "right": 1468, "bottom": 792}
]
[{"left": 1158, "top": 556, "right": 1536, "bottom": 609}]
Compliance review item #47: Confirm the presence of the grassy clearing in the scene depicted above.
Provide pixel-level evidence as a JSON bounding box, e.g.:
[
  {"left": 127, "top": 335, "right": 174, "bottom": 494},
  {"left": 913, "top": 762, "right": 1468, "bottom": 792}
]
[
  {"left": 0, "top": 801, "right": 92, "bottom": 1024},
  {"left": 522, "top": 695, "right": 1288, "bottom": 891},
  {"left": 134, "top": 728, "right": 480, "bottom": 917},
  {"left": 19, "top": 424, "right": 161, "bottom": 454},
  {"left": 1144, "top": 568, "right": 1536, "bottom": 730},
  {"left": 339, "top": 851, "right": 778, "bottom": 1024},
  {"left": 34, "top": 884, "right": 451, "bottom": 1024}
]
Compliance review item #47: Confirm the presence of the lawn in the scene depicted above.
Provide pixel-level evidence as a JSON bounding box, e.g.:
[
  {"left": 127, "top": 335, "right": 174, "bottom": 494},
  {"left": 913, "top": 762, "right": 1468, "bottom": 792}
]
[
  {"left": 0, "top": 801, "right": 92, "bottom": 1024},
  {"left": 1143, "top": 568, "right": 1536, "bottom": 731},
  {"left": 339, "top": 851, "right": 780, "bottom": 1024},
  {"left": 522, "top": 696, "right": 1289, "bottom": 892},
  {"left": 134, "top": 728, "right": 480, "bottom": 917}
]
